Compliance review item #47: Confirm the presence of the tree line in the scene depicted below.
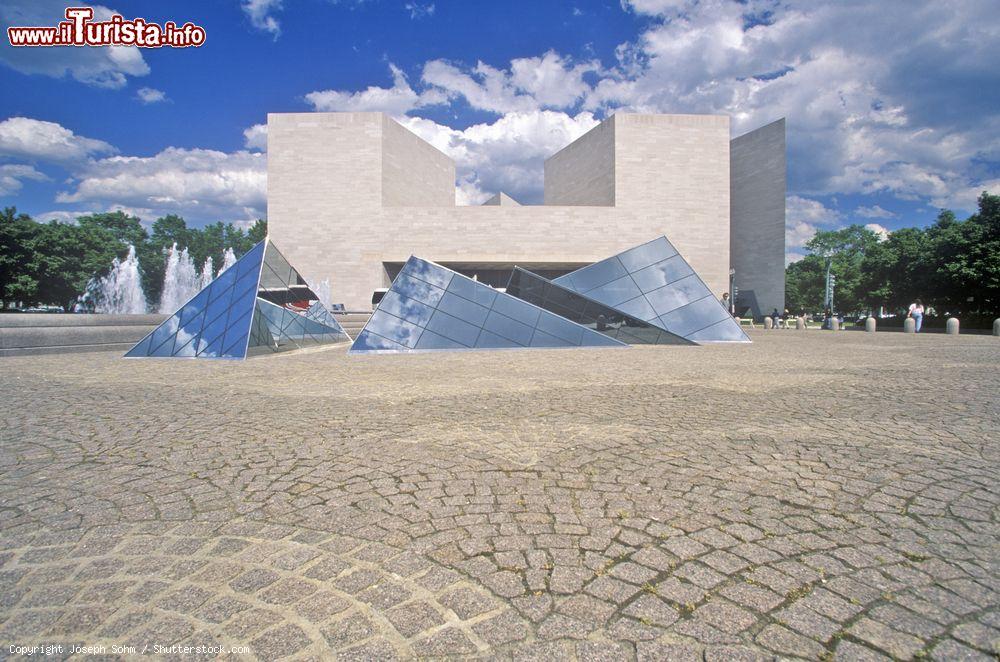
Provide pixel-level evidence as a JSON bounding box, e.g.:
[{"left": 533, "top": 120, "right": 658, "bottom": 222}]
[
  {"left": 785, "top": 192, "right": 999, "bottom": 326},
  {"left": 0, "top": 208, "right": 266, "bottom": 310}
]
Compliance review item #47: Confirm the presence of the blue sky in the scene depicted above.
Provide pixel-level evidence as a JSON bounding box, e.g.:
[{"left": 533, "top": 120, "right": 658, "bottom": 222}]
[{"left": 1, "top": 0, "right": 998, "bottom": 263}]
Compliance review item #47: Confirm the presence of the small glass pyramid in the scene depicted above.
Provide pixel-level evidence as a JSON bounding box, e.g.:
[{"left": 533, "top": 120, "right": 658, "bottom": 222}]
[
  {"left": 125, "top": 239, "right": 350, "bottom": 359},
  {"left": 349, "top": 257, "right": 627, "bottom": 353},
  {"left": 506, "top": 267, "right": 694, "bottom": 345},
  {"left": 553, "top": 237, "right": 750, "bottom": 343}
]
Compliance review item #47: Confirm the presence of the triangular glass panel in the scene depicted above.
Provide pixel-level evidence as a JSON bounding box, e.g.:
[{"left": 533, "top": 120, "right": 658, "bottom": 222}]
[
  {"left": 253, "top": 298, "right": 349, "bottom": 353},
  {"left": 258, "top": 242, "right": 315, "bottom": 308},
  {"left": 247, "top": 304, "right": 276, "bottom": 353},
  {"left": 303, "top": 301, "right": 350, "bottom": 340},
  {"left": 123, "top": 333, "right": 152, "bottom": 358},
  {"left": 349, "top": 256, "right": 628, "bottom": 354},
  {"left": 506, "top": 267, "right": 693, "bottom": 346},
  {"left": 553, "top": 237, "right": 751, "bottom": 344},
  {"left": 171, "top": 309, "right": 205, "bottom": 356},
  {"left": 196, "top": 331, "right": 227, "bottom": 358},
  {"left": 124, "top": 241, "right": 265, "bottom": 359},
  {"left": 125, "top": 239, "right": 347, "bottom": 359}
]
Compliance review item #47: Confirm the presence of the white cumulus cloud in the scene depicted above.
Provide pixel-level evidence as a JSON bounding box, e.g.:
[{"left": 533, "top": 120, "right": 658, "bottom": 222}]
[
  {"left": 0, "top": 0, "right": 149, "bottom": 88},
  {"left": 855, "top": 205, "right": 895, "bottom": 219},
  {"left": 243, "top": 124, "right": 268, "bottom": 151},
  {"left": 300, "top": 1, "right": 997, "bottom": 217},
  {"left": 0, "top": 164, "right": 48, "bottom": 196},
  {"left": 399, "top": 110, "right": 600, "bottom": 204},
  {"left": 241, "top": 0, "right": 283, "bottom": 37},
  {"left": 136, "top": 87, "right": 167, "bottom": 104},
  {"left": 306, "top": 64, "right": 447, "bottom": 115},
  {"left": 421, "top": 60, "right": 540, "bottom": 114},
  {"left": 0, "top": 117, "right": 115, "bottom": 163},
  {"left": 785, "top": 195, "right": 840, "bottom": 250},
  {"left": 56, "top": 147, "right": 267, "bottom": 222}
]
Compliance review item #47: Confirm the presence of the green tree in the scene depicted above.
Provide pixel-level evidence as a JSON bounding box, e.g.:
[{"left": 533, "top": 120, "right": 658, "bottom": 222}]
[
  {"left": 150, "top": 214, "right": 189, "bottom": 250},
  {"left": 785, "top": 254, "right": 826, "bottom": 314},
  {"left": 77, "top": 211, "right": 147, "bottom": 247},
  {"left": 789, "top": 224, "right": 880, "bottom": 314},
  {"left": 925, "top": 193, "right": 1000, "bottom": 314},
  {"left": 0, "top": 207, "right": 41, "bottom": 308},
  {"left": 860, "top": 226, "right": 929, "bottom": 312},
  {"left": 789, "top": 193, "right": 999, "bottom": 322},
  {"left": 31, "top": 221, "right": 118, "bottom": 310},
  {"left": 189, "top": 221, "right": 254, "bottom": 271},
  {"left": 246, "top": 218, "right": 267, "bottom": 247}
]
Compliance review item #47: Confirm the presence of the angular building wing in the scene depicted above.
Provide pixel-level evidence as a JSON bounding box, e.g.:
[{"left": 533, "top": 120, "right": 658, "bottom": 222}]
[
  {"left": 125, "top": 240, "right": 350, "bottom": 359},
  {"left": 268, "top": 112, "right": 785, "bottom": 317},
  {"left": 554, "top": 237, "right": 750, "bottom": 343},
  {"left": 350, "top": 257, "right": 627, "bottom": 353}
]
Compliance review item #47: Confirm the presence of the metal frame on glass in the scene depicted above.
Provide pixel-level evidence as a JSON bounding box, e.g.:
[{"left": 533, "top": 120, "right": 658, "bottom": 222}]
[
  {"left": 505, "top": 267, "right": 694, "bottom": 346},
  {"left": 125, "top": 239, "right": 350, "bottom": 360},
  {"left": 349, "top": 256, "right": 628, "bottom": 354},
  {"left": 553, "top": 237, "right": 751, "bottom": 343}
]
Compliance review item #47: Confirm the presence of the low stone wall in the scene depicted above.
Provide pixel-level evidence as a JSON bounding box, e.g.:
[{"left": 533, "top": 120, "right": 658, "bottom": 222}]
[{"left": 0, "top": 313, "right": 167, "bottom": 357}]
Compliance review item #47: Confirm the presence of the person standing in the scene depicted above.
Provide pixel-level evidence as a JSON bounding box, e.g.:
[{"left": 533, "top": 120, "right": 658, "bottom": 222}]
[
  {"left": 908, "top": 298, "right": 925, "bottom": 333},
  {"left": 721, "top": 292, "right": 732, "bottom": 314}
]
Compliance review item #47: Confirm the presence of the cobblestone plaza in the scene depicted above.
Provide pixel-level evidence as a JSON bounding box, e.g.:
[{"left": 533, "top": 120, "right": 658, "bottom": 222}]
[{"left": 1, "top": 332, "right": 997, "bottom": 659}]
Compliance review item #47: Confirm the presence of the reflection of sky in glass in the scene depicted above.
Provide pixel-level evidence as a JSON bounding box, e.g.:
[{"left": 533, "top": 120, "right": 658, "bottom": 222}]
[
  {"left": 630, "top": 255, "right": 694, "bottom": 293},
  {"left": 380, "top": 290, "right": 434, "bottom": 326},
  {"left": 425, "top": 310, "right": 480, "bottom": 346},
  {"left": 138, "top": 239, "right": 265, "bottom": 359},
  {"left": 351, "top": 256, "right": 628, "bottom": 354},
  {"left": 618, "top": 237, "right": 677, "bottom": 271},
  {"left": 402, "top": 257, "right": 453, "bottom": 289},
  {"left": 394, "top": 274, "right": 446, "bottom": 307},
  {"left": 560, "top": 256, "right": 627, "bottom": 293},
  {"left": 584, "top": 275, "right": 641, "bottom": 307},
  {"left": 554, "top": 237, "right": 750, "bottom": 343},
  {"left": 253, "top": 298, "right": 348, "bottom": 353},
  {"left": 353, "top": 329, "right": 405, "bottom": 351},
  {"left": 645, "top": 274, "right": 710, "bottom": 316},
  {"left": 657, "top": 295, "right": 729, "bottom": 337},
  {"left": 689, "top": 317, "right": 747, "bottom": 342},
  {"left": 126, "top": 239, "right": 350, "bottom": 359},
  {"left": 436, "top": 291, "right": 489, "bottom": 327},
  {"left": 505, "top": 268, "right": 692, "bottom": 346},
  {"left": 367, "top": 310, "right": 424, "bottom": 348}
]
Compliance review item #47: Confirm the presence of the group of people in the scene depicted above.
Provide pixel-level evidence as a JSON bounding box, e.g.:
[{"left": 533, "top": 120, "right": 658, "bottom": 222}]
[
  {"left": 720, "top": 292, "right": 927, "bottom": 332},
  {"left": 769, "top": 308, "right": 792, "bottom": 328},
  {"left": 721, "top": 293, "right": 793, "bottom": 328}
]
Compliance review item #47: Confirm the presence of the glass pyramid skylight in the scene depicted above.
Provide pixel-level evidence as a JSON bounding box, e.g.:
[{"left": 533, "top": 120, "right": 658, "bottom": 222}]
[
  {"left": 349, "top": 257, "right": 627, "bottom": 353},
  {"left": 125, "top": 240, "right": 350, "bottom": 359},
  {"left": 553, "top": 237, "right": 750, "bottom": 343},
  {"left": 506, "top": 267, "right": 694, "bottom": 345}
]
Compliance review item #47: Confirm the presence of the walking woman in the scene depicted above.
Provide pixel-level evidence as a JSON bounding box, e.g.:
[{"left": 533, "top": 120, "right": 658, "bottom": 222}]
[{"left": 908, "top": 298, "right": 925, "bottom": 332}]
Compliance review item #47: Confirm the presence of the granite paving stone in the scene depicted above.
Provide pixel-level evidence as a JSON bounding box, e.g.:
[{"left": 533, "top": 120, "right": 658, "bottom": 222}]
[{"left": 0, "top": 333, "right": 997, "bottom": 658}]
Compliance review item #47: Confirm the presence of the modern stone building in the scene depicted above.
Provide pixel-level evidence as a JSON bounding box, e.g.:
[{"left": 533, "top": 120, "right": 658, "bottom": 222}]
[{"left": 267, "top": 112, "right": 785, "bottom": 316}]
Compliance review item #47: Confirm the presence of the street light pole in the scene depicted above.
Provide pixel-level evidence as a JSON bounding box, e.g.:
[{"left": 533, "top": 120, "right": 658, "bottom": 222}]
[
  {"left": 824, "top": 257, "right": 832, "bottom": 311},
  {"left": 728, "top": 268, "right": 736, "bottom": 314}
]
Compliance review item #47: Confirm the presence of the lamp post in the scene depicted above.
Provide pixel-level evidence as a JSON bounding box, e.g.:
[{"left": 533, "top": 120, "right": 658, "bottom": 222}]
[
  {"left": 728, "top": 268, "right": 736, "bottom": 314},
  {"left": 822, "top": 255, "right": 836, "bottom": 313}
]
